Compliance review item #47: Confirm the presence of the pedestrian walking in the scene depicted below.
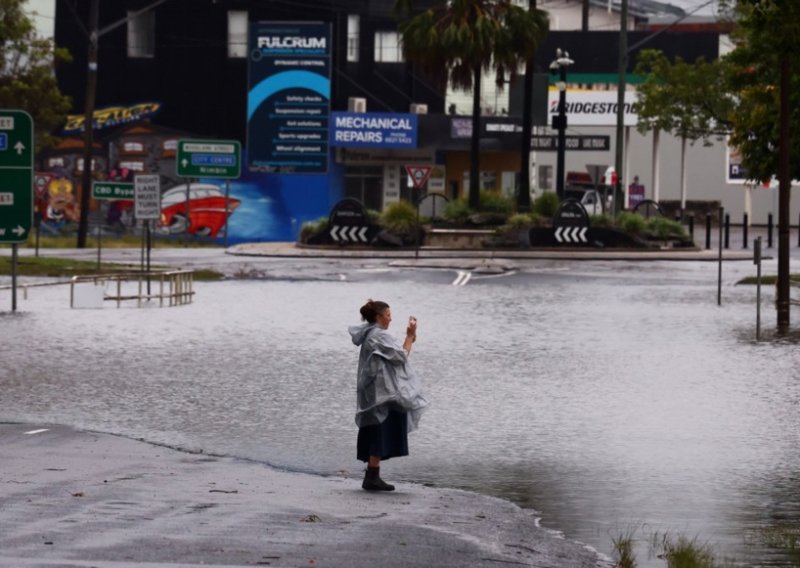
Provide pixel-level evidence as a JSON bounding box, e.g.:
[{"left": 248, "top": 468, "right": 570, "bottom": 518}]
[{"left": 349, "top": 299, "right": 429, "bottom": 491}]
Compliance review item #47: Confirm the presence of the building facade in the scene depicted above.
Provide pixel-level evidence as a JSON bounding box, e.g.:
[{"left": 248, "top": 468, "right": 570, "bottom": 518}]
[{"left": 49, "top": 0, "right": 784, "bottom": 242}]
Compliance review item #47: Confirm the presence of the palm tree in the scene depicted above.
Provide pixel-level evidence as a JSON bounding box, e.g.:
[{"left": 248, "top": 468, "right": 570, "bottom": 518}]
[{"left": 395, "top": 0, "right": 548, "bottom": 210}]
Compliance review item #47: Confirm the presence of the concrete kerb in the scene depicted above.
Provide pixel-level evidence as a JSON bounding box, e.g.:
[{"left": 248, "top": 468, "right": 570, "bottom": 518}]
[
  {"left": 0, "top": 423, "right": 613, "bottom": 567},
  {"left": 227, "top": 242, "right": 756, "bottom": 262}
]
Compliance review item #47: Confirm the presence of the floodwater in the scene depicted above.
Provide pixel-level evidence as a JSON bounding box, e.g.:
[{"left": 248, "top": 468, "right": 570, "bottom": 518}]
[{"left": 2, "top": 258, "right": 799, "bottom": 567}]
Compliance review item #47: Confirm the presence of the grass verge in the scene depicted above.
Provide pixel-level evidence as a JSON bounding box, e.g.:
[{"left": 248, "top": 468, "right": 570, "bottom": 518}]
[
  {"left": 0, "top": 256, "right": 224, "bottom": 281},
  {"left": 737, "top": 274, "right": 800, "bottom": 285}
]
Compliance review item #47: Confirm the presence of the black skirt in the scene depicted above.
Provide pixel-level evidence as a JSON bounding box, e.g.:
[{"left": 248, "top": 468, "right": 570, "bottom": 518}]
[{"left": 357, "top": 409, "right": 409, "bottom": 462}]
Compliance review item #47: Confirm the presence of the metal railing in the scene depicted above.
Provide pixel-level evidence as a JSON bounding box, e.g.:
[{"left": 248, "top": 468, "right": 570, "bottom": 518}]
[{"left": 70, "top": 270, "right": 194, "bottom": 308}]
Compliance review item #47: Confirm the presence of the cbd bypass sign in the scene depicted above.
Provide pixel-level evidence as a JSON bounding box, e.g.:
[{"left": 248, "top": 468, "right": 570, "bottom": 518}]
[
  {"left": 177, "top": 139, "right": 241, "bottom": 179},
  {"left": 0, "top": 110, "right": 33, "bottom": 244}
]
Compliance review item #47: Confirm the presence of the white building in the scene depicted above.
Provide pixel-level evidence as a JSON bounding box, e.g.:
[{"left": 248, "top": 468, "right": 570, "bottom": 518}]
[{"left": 444, "top": 0, "right": 792, "bottom": 225}]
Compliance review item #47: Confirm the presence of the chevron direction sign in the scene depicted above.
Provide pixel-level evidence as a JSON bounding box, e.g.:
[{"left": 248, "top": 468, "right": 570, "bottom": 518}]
[
  {"left": 552, "top": 198, "right": 590, "bottom": 246},
  {"left": 330, "top": 225, "right": 369, "bottom": 243},
  {"left": 328, "top": 197, "right": 374, "bottom": 245},
  {"left": 554, "top": 226, "right": 587, "bottom": 243}
]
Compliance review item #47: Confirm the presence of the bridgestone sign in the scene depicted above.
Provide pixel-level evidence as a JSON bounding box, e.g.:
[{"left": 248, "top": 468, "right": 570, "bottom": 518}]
[{"left": 548, "top": 91, "right": 638, "bottom": 126}]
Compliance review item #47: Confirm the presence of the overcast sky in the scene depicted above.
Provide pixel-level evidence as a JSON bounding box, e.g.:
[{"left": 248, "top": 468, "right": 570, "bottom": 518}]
[{"left": 24, "top": 0, "right": 55, "bottom": 37}]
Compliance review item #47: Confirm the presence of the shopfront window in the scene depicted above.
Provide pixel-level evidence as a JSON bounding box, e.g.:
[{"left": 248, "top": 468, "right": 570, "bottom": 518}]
[{"left": 345, "top": 166, "right": 384, "bottom": 211}]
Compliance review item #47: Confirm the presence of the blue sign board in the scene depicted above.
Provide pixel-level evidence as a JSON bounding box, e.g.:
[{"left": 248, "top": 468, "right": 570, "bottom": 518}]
[
  {"left": 0, "top": 133, "right": 6, "bottom": 151},
  {"left": 193, "top": 154, "right": 237, "bottom": 166},
  {"left": 247, "top": 22, "right": 331, "bottom": 174},
  {"left": 330, "top": 112, "right": 418, "bottom": 149}
]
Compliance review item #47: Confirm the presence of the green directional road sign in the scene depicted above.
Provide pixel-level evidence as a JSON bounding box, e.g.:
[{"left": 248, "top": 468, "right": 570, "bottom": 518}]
[
  {"left": 92, "top": 181, "right": 135, "bottom": 200},
  {"left": 0, "top": 109, "right": 33, "bottom": 243},
  {"left": 177, "top": 139, "right": 241, "bottom": 179}
]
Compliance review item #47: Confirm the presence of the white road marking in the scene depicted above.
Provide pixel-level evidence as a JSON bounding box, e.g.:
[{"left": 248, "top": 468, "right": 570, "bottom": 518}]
[
  {"left": 452, "top": 271, "right": 472, "bottom": 286},
  {"left": 24, "top": 429, "right": 50, "bottom": 435}
]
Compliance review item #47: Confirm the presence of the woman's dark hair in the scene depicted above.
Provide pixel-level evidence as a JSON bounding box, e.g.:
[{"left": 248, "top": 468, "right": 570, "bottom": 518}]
[{"left": 360, "top": 300, "right": 389, "bottom": 323}]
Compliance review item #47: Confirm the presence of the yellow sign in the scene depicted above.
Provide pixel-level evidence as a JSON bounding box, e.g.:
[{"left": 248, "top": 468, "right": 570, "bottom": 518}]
[{"left": 63, "top": 102, "right": 162, "bottom": 133}]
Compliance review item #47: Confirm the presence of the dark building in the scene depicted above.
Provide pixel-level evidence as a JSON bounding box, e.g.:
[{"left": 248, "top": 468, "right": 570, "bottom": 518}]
[
  {"left": 51, "top": 1, "right": 721, "bottom": 243},
  {"left": 54, "top": 0, "right": 443, "bottom": 143}
]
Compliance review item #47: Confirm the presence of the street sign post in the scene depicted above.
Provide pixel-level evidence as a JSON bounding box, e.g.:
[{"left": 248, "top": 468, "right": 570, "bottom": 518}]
[
  {"left": 177, "top": 139, "right": 241, "bottom": 179},
  {"left": 134, "top": 174, "right": 161, "bottom": 295},
  {"left": 1, "top": 109, "right": 33, "bottom": 312},
  {"left": 91, "top": 181, "right": 135, "bottom": 270},
  {"left": 404, "top": 165, "right": 433, "bottom": 189},
  {"left": 0, "top": 110, "right": 33, "bottom": 244}
]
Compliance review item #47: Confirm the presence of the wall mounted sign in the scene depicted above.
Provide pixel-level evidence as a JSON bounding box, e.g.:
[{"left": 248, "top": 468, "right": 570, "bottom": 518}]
[
  {"left": 247, "top": 21, "right": 331, "bottom": 174},
  {"left": 330, "top": 112, "right": 418, "bottom": 149}
]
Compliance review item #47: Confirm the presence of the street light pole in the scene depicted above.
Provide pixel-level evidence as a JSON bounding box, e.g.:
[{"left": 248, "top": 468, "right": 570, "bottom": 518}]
[
  {"left": 550, "top": 49, "right": 573, "bottom": 200},
  {"left": 613, "top": 0, "right": 628, "bottom": 217}
]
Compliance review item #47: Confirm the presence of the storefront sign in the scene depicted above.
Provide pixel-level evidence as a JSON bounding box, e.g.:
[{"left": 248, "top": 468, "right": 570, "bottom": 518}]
[
  {"left": 548, "top": 91, "right": 638, "bottom": 126},
  {"left": 247, "top": 21, "right": 331, "bottom": 174},
  {"left": 63, "top": 102, "right": 162, "bottom": 134},
  {"left": 531, "top": 135, "right": 610, "bottom": 151},
  {"left": 330, "top": 112, "right": 417, "bottom": 148}
]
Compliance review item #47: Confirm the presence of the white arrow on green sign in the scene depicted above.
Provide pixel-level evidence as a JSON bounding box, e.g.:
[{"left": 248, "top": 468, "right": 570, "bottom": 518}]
[
  {"left": 176, "top": 139, "right": 241, "bottom": 179},
  {"left": 92, "top": 181, "right": 135, "bottom": 200},
  {"left": 0, "top": 109, "right": 33, "bottom": 244}
]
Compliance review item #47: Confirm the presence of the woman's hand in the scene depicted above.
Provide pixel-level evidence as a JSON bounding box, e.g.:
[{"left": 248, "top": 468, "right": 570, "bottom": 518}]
[{"left": 406, "top": 316, "right": 417, "bottom": 342}]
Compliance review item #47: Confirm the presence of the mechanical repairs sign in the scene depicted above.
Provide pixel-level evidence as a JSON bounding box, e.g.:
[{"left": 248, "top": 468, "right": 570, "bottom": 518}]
[
  {"left": 330, "top": 112, "right": 418, "bottom": 149},
  {"left": 247, "top": 21, "right": 331, "bottom": 174}
]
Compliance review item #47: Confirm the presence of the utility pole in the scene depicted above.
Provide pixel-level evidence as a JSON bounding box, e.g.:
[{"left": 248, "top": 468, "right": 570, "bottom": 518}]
[
  {"left": 74, "top": 0, "right": 173, "bottom": 248},
  {"left": 519, "top": 0, "right": 536, "bottom": 212},
  {"left": 776, "top": 57, "right": 791, "bottom": 331},
  {"left": 613, "top": 0, "right": 628, "bottom": 217},
  {"left": 77, "top": 0, "right": 99, "bottom": 248}
]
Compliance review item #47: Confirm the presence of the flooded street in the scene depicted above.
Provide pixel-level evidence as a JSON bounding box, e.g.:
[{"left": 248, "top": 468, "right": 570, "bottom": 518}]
[{"left": 2, "top": 255, "right": 799, "bottom": 566}]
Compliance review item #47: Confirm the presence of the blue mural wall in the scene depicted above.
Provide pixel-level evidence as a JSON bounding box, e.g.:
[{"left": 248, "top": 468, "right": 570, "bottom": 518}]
[{"left": 208, "top": 152, "right": 343, "bottom": 244}]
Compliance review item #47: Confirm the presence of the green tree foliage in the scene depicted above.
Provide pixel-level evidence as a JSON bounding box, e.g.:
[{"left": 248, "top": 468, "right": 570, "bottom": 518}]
[
  {"left": 0, "top": 0, "right": 72, "bottom": 149},
  {"left": 394, "top": 0, "right": 548, "bottom": 209},
  {"left": 722, "top": 0, "right": 800, "bottom": 182},
  {"left": 634, "top": 49, "right": 734, "bottom": 144}
]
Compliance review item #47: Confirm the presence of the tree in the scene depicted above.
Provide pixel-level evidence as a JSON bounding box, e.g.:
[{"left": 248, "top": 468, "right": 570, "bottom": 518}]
[
  {"left": 722, "top": 0, "right": 800, "bottom": 331},
  {"left": 723, "top": 1, "right": 800, "bottom": 183},
  {"left": 633, "top": 49, "right": 735, "bottom": 209},
  {"left": 394, "top": 0, "right": 548, "bottom": 210},
  {"left": 0, "top": 0, "right": 72, "bottom": 150}
]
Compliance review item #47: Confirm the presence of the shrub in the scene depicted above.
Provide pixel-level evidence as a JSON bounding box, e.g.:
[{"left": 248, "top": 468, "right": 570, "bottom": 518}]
[
  {"left": 646, "top": 217, "right": 688, "bottom": 240},
  {"left": 299, "top": 216, "right": 329, "bottom": 242},
  {"left": 367, "top": 209, "right": 381, "bottom": 224},
  {"left": 506, "top": 213, "right": 534, "bottom": 229},
  {"left": 442, "top": 198, "right": 473, "bottom": 225},
  {"left": 532, "top": 191, "right": 560, "bottom": 218},
  {"left": 616, "top": 211, "right": 647, "bottom": 235},
  {"left": 589, "top": 214, "right": 612, "bottom": 228},
  {"left": 379, "top": 200, "right": 417, "bottom": 235},
  {"left": 479, "top": 191, "right": 514, "bottom": 215}
]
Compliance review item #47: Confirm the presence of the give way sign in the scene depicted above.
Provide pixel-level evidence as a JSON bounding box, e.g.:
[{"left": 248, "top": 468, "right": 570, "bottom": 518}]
[{"left": 404, "top": 165, "right": 432, "bottom": 188}]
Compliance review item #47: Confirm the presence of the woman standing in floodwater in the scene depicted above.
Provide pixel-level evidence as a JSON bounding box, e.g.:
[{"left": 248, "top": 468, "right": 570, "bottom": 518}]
[{"left": 349, "top": 299, "right": 429, "bottom": 491}]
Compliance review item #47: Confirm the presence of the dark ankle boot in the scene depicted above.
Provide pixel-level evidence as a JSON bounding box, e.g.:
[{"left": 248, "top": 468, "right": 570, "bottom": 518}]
[{"left": 362, "top": 467, "right": 395, "bottom": 491}]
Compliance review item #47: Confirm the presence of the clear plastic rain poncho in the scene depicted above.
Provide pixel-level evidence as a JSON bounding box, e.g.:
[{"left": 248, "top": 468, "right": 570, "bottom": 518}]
[{"left": 349, "top": 323, "right": 429, "bottom": 432}]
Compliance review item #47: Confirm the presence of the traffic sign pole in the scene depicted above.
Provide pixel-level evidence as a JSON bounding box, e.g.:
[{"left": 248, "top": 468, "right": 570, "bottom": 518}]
[{"left": 1, "top": 109, "right": 34, "bottom": 312}]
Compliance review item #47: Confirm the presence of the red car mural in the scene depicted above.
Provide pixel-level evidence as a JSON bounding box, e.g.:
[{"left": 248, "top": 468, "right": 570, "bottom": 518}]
[{"left": 160, "top": 183, "right": 240, "bottom": 237}]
